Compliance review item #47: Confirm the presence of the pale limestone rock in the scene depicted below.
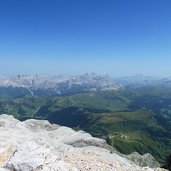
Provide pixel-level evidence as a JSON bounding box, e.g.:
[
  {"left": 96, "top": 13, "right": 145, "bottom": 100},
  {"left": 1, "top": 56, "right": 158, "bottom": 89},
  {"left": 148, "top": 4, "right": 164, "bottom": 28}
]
[
  {"left": 127, "top": 152, "right": 160, "bottom": 168},
  {"left": 0, "top": 114, "right": 165, "bottom": 171}
]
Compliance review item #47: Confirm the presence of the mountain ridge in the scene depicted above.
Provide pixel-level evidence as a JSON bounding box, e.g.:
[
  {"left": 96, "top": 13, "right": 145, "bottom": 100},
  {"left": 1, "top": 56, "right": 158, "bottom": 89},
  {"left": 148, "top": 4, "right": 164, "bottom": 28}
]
[
  {"left": 0, "top": 73, "right": 120, "bottom": 90},
  {"left": 0, "top": 73, "right": 121, "bottom": 97}
]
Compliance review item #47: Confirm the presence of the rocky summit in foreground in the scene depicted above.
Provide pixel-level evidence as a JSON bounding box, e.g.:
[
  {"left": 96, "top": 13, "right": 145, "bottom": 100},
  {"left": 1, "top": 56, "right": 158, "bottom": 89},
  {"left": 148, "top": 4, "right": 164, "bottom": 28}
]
[{"left": 0, "top": 114, "right": 166, "bottom": 171}]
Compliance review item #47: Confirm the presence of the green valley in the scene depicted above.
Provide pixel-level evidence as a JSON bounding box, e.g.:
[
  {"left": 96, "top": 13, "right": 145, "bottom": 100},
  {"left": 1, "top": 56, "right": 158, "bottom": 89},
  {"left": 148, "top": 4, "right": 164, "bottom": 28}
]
[{"left": 0, "top": 86, "right": 171, "bottom": 164}]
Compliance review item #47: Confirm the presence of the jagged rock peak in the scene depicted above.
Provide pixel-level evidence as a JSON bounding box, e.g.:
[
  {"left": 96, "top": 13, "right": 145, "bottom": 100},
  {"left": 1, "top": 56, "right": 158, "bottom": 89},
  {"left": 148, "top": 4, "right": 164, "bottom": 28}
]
[
  {"left": 0, "top": 73, "right": 121, "bottom": 90},
  {"left": 0, "top": 114, "right": 166, "bottom": 171}
]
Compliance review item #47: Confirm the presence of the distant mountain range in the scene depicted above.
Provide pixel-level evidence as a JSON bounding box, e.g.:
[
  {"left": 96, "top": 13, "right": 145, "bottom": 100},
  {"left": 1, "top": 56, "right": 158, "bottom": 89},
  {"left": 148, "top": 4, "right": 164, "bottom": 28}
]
[
  {"left": 1, "top": 73, "right": 171, "bottom": 97},
  {"left": 0, "top": 73, "right": 121, "bottom": 96},
  {"left": 116, "top": 75, "right": 171, "bottom": 87}
]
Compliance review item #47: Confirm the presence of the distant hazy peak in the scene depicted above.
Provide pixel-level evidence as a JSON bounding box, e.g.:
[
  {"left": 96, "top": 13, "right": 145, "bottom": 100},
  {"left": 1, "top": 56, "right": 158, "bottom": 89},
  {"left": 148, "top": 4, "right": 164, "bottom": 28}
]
[{"left": 0, "top": 73, "right": 121, "bottom": 91}]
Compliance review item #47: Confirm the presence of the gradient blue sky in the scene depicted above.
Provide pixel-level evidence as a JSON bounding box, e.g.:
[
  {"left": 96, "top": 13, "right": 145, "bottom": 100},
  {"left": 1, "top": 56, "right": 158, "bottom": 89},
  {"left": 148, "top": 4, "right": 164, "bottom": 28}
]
[{"left": 0, "top": 0, "right": 171, "bottom": 77}]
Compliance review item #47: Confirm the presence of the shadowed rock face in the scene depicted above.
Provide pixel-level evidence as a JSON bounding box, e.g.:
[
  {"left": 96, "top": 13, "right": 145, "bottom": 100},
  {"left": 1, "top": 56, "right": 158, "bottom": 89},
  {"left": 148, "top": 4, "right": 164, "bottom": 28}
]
[
  {"left": 162, "top": 154, "right": 171, "bottom": 171},
  {"left": 0, "top": 114, "right": 166, "bottom": 171},
  {"left": 126, "top": 152, "right": 160, "bottom": 168}
]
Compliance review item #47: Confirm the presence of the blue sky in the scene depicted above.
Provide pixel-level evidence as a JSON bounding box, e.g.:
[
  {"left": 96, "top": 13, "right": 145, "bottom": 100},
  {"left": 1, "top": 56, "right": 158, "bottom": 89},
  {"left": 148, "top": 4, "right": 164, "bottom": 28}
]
[{"left": 0, "top": 0, "right": 171, "bottom": 77}]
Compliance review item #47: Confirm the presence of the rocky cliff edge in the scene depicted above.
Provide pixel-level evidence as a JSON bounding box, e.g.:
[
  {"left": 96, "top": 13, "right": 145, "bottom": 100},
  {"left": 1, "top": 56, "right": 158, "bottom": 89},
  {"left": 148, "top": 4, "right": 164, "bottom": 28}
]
[{"left": 0, "top": 114, "right": 166, "bottom": 171}]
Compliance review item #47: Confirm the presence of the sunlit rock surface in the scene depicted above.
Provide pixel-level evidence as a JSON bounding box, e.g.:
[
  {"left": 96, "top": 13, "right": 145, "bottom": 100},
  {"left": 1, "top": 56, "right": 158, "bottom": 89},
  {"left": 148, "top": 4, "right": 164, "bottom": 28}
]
[{"left": 0, "top": 114, "right": 166, "bottom": 171}]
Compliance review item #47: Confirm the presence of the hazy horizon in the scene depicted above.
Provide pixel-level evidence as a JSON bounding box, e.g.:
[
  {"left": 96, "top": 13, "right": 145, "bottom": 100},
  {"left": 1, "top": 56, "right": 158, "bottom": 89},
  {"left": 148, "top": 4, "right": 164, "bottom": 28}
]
[
  {"left": 0, "top": 0, "right": 171, "bottom": 77},
  {"left": 0, "top": 72, "right": 170, "bottom": 80}
]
